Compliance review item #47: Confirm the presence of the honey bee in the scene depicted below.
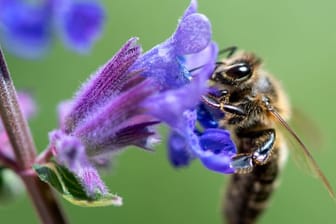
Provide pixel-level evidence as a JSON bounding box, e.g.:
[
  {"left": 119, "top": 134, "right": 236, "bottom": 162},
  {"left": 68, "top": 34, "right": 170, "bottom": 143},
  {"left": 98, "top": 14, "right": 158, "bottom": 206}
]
[{"left": 202, "top": 47, "right": 335, "bottom": 224}]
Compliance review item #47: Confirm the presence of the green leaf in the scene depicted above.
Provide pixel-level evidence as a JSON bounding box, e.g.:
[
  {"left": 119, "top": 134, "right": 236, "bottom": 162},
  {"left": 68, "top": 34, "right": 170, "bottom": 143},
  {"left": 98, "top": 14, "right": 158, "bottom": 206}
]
[{"left": 33, "top": 162, "right": 122, "bottom": 207}]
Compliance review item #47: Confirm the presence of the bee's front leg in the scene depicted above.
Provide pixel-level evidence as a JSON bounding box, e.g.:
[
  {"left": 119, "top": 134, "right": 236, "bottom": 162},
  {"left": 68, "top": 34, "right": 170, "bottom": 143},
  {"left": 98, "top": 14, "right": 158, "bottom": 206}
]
[
  {"left": 231, "top": 129, "right": 276, "bottom": 174},
  {"left": 202, "top": 89, "right": 229, "bottom": 109},
  {"left": 202, "top": 92, "right": 247, "bottom": 116}
]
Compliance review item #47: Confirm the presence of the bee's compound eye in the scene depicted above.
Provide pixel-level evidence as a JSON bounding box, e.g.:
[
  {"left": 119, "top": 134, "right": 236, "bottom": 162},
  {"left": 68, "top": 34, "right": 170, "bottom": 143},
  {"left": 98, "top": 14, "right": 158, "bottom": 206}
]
[{"left": 226, "top": 63, "right": 252, "bottom": 81}]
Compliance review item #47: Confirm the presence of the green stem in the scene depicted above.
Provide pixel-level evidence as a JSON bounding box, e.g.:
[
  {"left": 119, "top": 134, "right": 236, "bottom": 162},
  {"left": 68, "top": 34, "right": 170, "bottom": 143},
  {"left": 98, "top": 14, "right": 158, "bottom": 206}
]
[{"left": 0, "top": 47, "right": 68, "bottom": 224}]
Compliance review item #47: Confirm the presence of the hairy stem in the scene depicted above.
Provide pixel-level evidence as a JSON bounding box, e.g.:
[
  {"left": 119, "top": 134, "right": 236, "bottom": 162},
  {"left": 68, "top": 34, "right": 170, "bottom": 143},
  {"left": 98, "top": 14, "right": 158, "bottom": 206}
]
[{"left": 0, "top": 47, "right": 68, "bottom": 224}]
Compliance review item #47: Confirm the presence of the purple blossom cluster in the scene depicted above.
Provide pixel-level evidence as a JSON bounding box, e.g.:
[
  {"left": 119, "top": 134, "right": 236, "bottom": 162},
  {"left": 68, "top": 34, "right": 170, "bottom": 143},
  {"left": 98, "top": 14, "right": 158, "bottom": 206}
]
[
  {"left": 0, "top": 0, "right": 104, "bottom": 59},
  {"left": 46, "top": 0, "right": 237, "bottom": 197}
]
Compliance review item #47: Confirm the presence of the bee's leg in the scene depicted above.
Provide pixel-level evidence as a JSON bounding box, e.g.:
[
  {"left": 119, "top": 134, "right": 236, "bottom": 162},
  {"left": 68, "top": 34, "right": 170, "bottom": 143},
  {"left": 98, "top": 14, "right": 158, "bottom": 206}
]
[
  {"left": 222, "top": 104, "right": 247, "bottom": 116},
  {"left": 230, "top": 153, "right": 254, "bottom": 174},
  {"left": 251, "top": 129, "right": 276, "bottom": 165},
  {"left": 202, "top": 88, "right": 230, "bottom": 108},
  {"left": 202, "top": 94, "right": 247, "bottom": 117},
  {"left": 231, "top": 129, "right": 276, "bottom": 173},
  {"left": 202, "top": 95, "right": 221, "bottom": 109}
]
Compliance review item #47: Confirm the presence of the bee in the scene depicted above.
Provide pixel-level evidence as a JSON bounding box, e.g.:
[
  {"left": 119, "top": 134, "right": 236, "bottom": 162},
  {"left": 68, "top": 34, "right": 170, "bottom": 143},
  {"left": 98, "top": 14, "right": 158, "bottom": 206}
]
[{"left": 202, "top": 47, "right": 335, "bottom": 224}]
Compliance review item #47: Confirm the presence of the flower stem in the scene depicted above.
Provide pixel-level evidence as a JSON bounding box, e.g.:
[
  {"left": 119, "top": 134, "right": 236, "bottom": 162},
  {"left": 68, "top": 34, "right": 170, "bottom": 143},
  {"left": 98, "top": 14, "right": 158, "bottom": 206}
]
[{"left": 0, "top": 47, "right": 68, "bottom": 224}]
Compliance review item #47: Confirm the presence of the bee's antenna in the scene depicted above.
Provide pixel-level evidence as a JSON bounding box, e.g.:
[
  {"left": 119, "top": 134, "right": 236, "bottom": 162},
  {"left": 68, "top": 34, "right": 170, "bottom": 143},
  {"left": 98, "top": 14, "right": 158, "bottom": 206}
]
[{"left": 219, "top": 46, "right": 237, "bottom": 58}]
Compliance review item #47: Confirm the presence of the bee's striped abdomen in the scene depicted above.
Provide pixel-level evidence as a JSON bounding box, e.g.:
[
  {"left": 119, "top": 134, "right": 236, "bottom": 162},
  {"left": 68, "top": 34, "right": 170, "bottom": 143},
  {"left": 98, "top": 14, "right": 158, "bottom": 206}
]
[{"left": 223, "top": 148, "right": 280, "bottom": 224}]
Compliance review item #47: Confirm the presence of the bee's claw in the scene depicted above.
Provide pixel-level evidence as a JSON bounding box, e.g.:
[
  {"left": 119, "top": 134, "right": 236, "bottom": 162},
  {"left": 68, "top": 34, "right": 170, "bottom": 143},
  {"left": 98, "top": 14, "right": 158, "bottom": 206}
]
[{"left": 231, "top": 154, "right": 254, "bottom": 174}]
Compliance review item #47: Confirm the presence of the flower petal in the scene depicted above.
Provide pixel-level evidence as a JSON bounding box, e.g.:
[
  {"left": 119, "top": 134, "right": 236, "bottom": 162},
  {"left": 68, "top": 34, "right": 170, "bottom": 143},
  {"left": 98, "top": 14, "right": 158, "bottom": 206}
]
[
  {"left": 168, "top": 131, "right": 194, "bottom": 167},
  {"left": 197, "top": 103, "right": 219, "bottom": 129},
  {"left": 143, "top": 71, "right": 208, "bottom": 129},
  {"left": 50, "top": 130, "right": 87, "bottom": 171},
  {"left": 185, "top": 41, "right": 218, "bottom": 78},
  {"left": 173, "top": 13, "right": 211, "bottom": 55},
  {"left": 198, "top": 129, "right": 236, "bottom": 174},
  {"left": 131, "top": 0, "right": 212, "bottom": 90},
  {"left": 131, "top": 42, "right": 190, "bottom": 90},
  {"left": 199, "top": 153, "right": 235, "bottom": 174}
]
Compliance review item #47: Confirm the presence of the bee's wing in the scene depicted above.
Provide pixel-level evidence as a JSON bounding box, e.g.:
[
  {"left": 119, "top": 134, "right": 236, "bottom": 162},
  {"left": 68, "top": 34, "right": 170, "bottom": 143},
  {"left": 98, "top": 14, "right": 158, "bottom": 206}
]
[
  {"left": 290, "top": 107, "right": 324, "bottom": 151},
  {"left": 268, "top": 107, "right": 335, "bottom": 199}
]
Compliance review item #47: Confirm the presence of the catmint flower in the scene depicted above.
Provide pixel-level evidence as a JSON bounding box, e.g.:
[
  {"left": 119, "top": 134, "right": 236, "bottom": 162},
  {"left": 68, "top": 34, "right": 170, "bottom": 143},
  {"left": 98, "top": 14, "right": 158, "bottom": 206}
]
[
  {"left": 135, "top": 0, "right": 237, "bottom": 174},
  {"left": 48, "top": 0, "right": 237, "bottom": 200},
  {"left": 54, "top": 0, "right": 105, "bottom": 53},
  {"left": 0, "top": 0, "right": 105, "bottom": 59},
  {"left": 49, "top": 38, "right": 159, "bottom": 197},
  {"left": 0, "top": 0, "right": 51, "bottom": 58}
]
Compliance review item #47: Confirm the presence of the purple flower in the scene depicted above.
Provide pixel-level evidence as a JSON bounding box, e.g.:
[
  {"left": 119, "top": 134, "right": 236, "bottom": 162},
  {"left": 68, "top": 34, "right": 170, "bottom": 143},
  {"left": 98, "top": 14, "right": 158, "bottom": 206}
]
[
  {"left": 131, "top": 0, "right": 213, "bottom": 90},
  {"left": 132, "top": 0, "right": 237, "bottom": 174},
  {"left": 48, "top": 0, "right": 237, "bottom": 200},
  {"left": 55, "top": 0, "right": 105, "bottom": 53},
  {"left": 0, "top": 0, "right": 105, "bottom": 59},
  {"left": 50, "top": 38, "right": 159, "bottom": 197},
  {"left": 0, "top": 0, "right": 51, "bottom": 59},
  {"left": 168, "top": 110, "right": 236, "bottom": 174}
]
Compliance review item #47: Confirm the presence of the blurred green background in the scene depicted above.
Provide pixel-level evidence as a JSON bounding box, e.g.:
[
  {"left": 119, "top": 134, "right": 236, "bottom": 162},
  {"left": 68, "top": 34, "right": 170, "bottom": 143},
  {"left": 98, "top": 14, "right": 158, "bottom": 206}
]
[{"left": 1, "top": 0, "right": 336, "bottom": 223}]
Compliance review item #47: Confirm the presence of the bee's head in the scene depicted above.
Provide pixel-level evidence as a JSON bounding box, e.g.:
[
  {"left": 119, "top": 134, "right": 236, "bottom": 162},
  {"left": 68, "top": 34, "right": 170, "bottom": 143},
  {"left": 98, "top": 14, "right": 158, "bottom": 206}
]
[{"left": 211, "top": 52, "right": 261, "bottom": 87}]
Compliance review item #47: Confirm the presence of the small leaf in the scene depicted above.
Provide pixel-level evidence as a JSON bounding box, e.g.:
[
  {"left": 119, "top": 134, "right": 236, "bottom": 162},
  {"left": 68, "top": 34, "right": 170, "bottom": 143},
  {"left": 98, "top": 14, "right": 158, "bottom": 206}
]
[
  {"left": 33, "top": 162, "right": 122, "bottom": 207},
  {"left": 54, "top": 164, "right": 88, "bottom": 200},
  {"left": 33, "top": 164, "right": 64, "bottom": 193}
]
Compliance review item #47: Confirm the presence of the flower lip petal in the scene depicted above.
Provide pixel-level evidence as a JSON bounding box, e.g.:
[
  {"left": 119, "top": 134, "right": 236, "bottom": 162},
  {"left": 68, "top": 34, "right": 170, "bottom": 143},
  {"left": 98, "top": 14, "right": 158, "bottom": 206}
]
[
  {"left": 195, "top": 129, "right": 237, "bottom": 174},
  {"left": 200, "top": 153, "right": 235, "bottom": 174},
  {"left": 199, "top": 129, "right": 236, "bottom": 155},
  {"left": 168, "top": 131, "right": 194, "bottom": 167},
  {"left": 173, "top": 13, "right": 211, "bottom": 55}
]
